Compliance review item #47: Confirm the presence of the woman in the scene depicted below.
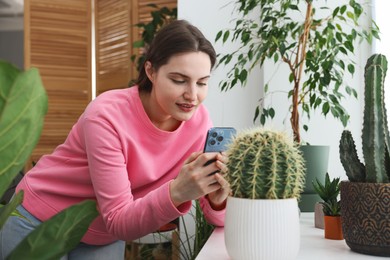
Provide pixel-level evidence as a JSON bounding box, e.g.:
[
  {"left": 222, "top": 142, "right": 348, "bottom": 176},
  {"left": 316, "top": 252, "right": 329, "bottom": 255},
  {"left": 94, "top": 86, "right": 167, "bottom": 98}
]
[{"left": 0, "top": 19, "right": 229, "bottom": 259}]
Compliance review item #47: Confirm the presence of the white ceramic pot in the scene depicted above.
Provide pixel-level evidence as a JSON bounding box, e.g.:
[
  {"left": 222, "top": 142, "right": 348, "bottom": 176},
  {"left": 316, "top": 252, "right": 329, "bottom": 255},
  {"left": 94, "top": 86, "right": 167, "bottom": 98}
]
[{"left": 224, "top": 197, "right": 300, "bottom": 260}]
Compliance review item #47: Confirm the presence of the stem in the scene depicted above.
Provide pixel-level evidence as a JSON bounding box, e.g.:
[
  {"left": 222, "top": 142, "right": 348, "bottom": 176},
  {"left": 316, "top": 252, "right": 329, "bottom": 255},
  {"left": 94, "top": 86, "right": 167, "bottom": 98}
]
[{"left": 290, "top": 1, "right": 313, "bottom": 143}]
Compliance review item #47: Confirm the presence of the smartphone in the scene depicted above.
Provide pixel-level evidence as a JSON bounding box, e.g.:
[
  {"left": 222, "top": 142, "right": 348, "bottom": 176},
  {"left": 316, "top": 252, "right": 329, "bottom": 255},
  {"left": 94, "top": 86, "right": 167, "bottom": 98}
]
[
  {"left": 203, "top": 127, "right": 236, "bottom": 173},
  {"left": 203, "top": 127, "right": 237, "bottom": 153}
]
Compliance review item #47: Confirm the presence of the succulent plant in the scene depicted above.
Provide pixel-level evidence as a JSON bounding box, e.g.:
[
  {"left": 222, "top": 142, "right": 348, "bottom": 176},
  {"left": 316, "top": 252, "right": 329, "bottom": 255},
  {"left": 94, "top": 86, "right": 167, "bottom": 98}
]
[
  {"left": 224, "top": 128, "right": 305, "bottom": 199},
  {"left": 312, "top": 173, "right": 341, "bottom": 216},
  {"left": 339, "top": 54, "right": 390, "bottom": 183}
]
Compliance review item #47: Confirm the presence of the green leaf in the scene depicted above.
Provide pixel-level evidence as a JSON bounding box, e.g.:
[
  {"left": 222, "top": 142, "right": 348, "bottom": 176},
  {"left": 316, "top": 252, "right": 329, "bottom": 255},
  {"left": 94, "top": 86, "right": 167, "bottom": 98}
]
[
  {"left": 254, "top": 106, "right": 260, "bottom": 122},
  {"left": 332, "top": 7, "right": 340, "bottom": 17},
  {"left": 344, "top": 41, "right": 354, "bottom": 52},
  {"left": 223, "top": 30, "right": 230, "bottom": 43},
  {"left": 239, "top": 69, "right": 248, "bottom": 84},
  {"left": 289, "top": 73, "right": 294, "bottom": 83},
  {"left": 8, "top": 200, "right": 99, "bottom": 260},
  {"left": 322, "top": 102, "right": 330, "bottom": 115},
  {"left": 260, "top": 114, "right": 266, "bottom": 125},
  {"left": 347, "top": 64, "right": 355, "bottom": 75},
  {"left": 347, "top": 11, "right": 355, "bottom": 20},
  {"left": 215, "top": 31, "right": 222, "bottom": 42},
  {"left": 269, "top": 108, "right": 275, "bottom": 118},
  {"left": 0, "top": 61, "right": 48, "bottom": 200},
  {"left": 340, "top": 5, "right": 347, "bottom": 14}
]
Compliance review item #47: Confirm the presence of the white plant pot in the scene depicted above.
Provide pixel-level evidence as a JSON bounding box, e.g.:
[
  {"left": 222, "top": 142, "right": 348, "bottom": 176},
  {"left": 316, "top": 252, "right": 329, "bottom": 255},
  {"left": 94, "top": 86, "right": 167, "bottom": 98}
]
[{"left": 224, "top": 197, "right": 300, "bottom": 260}]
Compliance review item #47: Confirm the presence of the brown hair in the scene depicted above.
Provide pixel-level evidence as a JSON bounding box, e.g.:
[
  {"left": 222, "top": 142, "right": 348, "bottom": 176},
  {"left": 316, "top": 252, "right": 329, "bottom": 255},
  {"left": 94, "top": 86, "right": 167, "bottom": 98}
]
[{"left": 136, "top": 19, "right": 216, "bottom": 93}]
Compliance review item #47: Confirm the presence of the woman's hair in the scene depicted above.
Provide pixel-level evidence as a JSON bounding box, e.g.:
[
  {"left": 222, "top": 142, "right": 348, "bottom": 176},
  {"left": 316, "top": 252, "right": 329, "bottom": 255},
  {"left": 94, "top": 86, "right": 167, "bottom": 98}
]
[{"left": 136, "top": 19, "right": 216, "bottom": 93}]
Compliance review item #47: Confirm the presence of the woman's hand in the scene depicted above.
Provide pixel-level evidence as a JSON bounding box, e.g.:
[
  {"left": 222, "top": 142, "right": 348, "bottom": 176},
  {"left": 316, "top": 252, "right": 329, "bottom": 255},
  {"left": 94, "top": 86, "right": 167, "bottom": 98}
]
[{"left": 169, "top": 151, "right": 230, "bottom": 208}]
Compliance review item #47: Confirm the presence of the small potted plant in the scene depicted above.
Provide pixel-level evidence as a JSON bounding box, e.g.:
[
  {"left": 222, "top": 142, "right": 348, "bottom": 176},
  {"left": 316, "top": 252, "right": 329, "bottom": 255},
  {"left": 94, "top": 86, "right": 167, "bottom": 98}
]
[
  {"left": 339, "top": 54, "right": 390, "bottom": 256},
  {"left": 223, "top": 128, "right": 305, "bottom": 260},
  {"left": 313, "top": 173, "right": 343, "bottom": 240}
]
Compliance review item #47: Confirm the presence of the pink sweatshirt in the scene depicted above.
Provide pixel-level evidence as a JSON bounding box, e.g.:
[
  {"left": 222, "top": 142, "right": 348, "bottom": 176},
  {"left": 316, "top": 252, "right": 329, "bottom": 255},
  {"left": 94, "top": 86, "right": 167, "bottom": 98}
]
[{"left": 16, "top": 86, "right": 225, "bottom": 245}]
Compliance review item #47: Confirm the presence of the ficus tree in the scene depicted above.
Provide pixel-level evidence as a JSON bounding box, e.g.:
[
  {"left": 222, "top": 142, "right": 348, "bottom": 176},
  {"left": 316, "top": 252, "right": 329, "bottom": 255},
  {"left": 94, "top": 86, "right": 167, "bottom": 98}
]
[{"left": 216, "top": 0, "right": 379, "bottom": 143}]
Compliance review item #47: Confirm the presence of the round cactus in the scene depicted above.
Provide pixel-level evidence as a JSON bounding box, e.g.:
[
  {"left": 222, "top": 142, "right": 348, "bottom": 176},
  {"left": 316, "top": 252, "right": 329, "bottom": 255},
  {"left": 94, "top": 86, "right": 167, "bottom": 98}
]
[{"left": 224, "top": 128, "right": 306, "bottom": 199}]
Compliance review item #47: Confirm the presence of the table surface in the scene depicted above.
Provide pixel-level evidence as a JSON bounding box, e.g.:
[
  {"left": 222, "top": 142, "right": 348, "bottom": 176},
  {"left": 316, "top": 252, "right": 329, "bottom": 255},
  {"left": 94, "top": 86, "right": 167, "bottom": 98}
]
[{"left": 195, "top": 213, "right": 384, "bottom": 260}]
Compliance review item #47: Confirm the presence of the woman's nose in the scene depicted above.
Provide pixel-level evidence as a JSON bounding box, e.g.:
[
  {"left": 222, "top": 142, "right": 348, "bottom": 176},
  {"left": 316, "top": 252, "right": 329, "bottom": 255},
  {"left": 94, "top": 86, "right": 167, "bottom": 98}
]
[{"left": 184, "top": 85, "right": 196, "bottom": 101}]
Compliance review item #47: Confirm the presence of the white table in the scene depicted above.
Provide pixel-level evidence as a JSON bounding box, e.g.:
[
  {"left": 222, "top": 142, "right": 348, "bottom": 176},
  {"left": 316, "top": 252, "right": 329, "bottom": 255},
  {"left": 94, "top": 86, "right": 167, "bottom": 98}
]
[{"left": 196, "top": 213, "right": 384, "bottom": 259}]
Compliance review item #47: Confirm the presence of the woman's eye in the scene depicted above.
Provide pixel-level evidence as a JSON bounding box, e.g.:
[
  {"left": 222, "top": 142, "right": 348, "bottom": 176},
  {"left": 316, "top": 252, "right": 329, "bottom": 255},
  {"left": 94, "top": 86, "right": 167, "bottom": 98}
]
[
  {"left": 197, "top": 82, "right": 207, "bottom": 87},
  {"left": 172, "top": 79, "right": 185, "bottom": 84}
]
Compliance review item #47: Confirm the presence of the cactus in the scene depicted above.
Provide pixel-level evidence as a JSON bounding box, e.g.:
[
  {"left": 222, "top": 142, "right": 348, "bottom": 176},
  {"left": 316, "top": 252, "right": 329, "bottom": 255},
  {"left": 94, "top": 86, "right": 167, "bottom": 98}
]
[
  {"left": 339, "top": 54, "right": 390, "bottom": 183},
  {"left": 339, "top": 130, "right": 366, "bottom": 182},
  {"left": 224, "top": 128, "right": 305, "bottom": 199}
]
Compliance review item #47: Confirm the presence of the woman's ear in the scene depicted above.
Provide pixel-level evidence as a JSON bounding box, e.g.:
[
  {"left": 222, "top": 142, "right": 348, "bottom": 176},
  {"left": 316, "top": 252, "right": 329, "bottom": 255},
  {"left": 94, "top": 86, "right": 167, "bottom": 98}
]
[{"left": 144, "top": 61, "right": 155, "bottom": 83}]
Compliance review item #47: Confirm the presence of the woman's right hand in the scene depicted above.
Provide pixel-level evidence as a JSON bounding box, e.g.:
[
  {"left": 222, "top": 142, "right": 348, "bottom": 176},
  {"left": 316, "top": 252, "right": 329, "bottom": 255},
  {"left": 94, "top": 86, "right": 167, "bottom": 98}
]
[{"left": 169, "top": 151, "right": 227, "bottom": 207}]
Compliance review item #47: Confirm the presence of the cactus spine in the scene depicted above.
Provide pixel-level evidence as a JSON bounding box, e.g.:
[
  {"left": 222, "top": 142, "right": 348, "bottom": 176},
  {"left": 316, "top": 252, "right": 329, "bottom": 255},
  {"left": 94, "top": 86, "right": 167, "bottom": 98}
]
[
  {"left": 224, "top": 128, "right": 305, "bottom": 199},
  {"left": 339, "top": 54, "right": 390, "bottom": 183}
]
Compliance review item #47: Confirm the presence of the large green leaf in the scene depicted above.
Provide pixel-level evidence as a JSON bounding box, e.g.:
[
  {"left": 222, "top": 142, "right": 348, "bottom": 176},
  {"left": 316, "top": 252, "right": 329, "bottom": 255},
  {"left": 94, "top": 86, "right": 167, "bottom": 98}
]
[
  {"left": 0, "top": 60, "right": 48, "bottom": 199},
  {"left": 8, "top": 200, "right": 99, "bottom": 260}
]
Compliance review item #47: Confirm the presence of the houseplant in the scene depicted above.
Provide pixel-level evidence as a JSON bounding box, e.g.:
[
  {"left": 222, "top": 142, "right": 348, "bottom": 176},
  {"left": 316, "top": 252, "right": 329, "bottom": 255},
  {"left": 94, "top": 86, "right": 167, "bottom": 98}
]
[
  {"left": 313, "top": 173, "right": 343, "bottom": 240},
  {"left": 339, "top": 54, "right": 390, "bottom": 256},
  {"left": 223, "top": 127, "right": 305, "bottom": 260},
  {"left": 215, "top": 0, "right": 379, "bottom": 212},
  {"left": 131, "top": 4, "right": 177, "bottom": 73},
  {"left": 0, "top": 60, "right": 98, "bottom": 259}
]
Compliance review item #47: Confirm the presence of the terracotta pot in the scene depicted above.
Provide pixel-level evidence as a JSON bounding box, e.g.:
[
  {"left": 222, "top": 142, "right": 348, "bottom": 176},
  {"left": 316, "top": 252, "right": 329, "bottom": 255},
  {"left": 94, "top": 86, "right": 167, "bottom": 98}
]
[
  {"left": 340, "top": 181, "right": 390, "bottom": 256},
  {"left": 324, "top": 215, "right": 343, "bottom": 240}
]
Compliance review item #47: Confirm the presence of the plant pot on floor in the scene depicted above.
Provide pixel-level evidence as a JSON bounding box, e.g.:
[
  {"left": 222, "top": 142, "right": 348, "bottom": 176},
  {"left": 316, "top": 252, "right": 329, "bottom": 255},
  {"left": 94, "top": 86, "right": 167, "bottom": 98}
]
[
  {"left": 224, "top": 197, "right": 300, "bottom": 260},
  {"left": 324, "top": 216, "right": 343, "bottom": 240},
  {"left": 340, "top": 181, "right": 390, "bottom": 256}
]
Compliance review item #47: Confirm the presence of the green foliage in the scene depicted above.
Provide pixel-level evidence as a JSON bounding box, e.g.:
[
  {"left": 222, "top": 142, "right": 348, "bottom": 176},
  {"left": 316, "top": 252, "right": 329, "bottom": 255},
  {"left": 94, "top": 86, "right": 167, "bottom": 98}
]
[
  {"left": 339, "top": 54, "right": 390, "bottom": 183},
  {"left": 131, "top": 4, "right": 177, "bottom": 72},
  {"left": 179, "top": 201, "right": 214, "bottom": 260},
  {"left": 0, "top": 60, "right": 48, "bottom": 199},
  {"left": 0, "top": 60, "right": 99, "bottom": 258},
  {"left": 8, "top": 200, "right": 98, "bottom": 260},
  {"left": 312, "top": 173, "right": 341, "bottom": 216},
  {"left": 216, "top": 0, "right": 379, "bottom": 143},
  {"left": 224, "top": 128, "right": 305, "bottom": 199}
]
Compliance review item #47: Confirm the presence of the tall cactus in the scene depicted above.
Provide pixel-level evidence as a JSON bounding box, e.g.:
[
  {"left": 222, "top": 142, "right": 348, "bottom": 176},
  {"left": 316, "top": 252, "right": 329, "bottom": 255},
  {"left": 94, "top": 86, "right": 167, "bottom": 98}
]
[
  {"left": 224, "top": 128, "right": 305, "bottom": 199},
  {"left": 339, "top": 54, "right": 390, "bottom": 183}
]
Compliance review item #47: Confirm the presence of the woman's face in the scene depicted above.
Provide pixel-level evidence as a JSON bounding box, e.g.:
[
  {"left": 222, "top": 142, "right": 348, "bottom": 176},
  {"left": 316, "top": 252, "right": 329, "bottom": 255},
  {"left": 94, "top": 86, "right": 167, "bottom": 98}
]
[{"left": 144, "top": 51, "right": 211, "bottom": 130}]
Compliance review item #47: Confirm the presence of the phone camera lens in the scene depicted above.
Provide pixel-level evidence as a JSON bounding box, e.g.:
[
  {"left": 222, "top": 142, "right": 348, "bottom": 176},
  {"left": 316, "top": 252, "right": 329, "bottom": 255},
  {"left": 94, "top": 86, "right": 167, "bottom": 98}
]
[
  {"left": 211, "top": 132, "right": 218, "bottom": 138},
  {"left": 210, "top": 140, "right": 216, "bottom": 145},
  {"left": 217, "top": 136, "right": 224, "bottom": 142}
]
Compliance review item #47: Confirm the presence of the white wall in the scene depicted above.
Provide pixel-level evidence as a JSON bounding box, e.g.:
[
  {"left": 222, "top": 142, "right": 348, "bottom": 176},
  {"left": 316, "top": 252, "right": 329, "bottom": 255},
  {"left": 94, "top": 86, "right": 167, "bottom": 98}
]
[{"left": 179, "top": 0, "right": 373, "bottom": 181}]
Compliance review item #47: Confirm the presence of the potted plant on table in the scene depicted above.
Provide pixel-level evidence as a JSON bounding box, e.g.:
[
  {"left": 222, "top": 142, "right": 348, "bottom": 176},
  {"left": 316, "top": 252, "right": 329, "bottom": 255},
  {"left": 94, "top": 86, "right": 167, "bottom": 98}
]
[
  {"left": 0, "top": 60, "right": 98, "bottom": 259},
  {"left": 339, "top": 53, "right": 390, "bottom": 257},
  {"left": 223, "top": 127, "right": 305, "bottom": 260},
  {"left": 215, "top": 0, "right": 379, "bottom": 212},
  {"left": 313, "top": 173, "right": 343, "bottom": 240}
]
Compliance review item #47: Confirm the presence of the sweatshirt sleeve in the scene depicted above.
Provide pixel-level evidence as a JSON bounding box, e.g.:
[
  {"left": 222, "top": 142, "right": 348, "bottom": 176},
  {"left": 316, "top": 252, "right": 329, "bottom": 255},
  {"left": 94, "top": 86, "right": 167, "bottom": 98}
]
[
  {"left": 82, "top": 116, "right": 192, "bottom": 241},
  {"left": 199, "top": 196, "right": 225, "bottom": 227}
]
